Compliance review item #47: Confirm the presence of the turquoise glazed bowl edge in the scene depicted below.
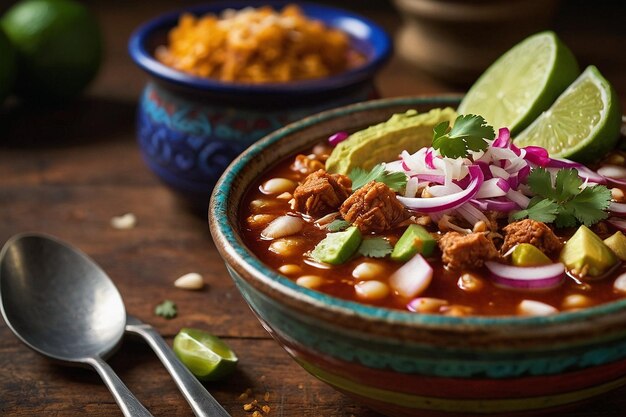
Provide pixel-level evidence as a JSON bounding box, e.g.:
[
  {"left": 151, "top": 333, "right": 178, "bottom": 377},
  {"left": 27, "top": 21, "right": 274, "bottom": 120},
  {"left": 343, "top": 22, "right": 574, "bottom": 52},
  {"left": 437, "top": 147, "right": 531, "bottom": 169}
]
[{"left": 209, "top": 96, "right": 626, "bottom": 417}]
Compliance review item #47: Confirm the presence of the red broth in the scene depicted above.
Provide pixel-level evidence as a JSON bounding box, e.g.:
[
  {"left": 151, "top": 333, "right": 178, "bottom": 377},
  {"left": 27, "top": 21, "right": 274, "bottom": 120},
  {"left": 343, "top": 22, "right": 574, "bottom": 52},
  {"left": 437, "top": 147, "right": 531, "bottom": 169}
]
[{"left": 240, "top": 144, "right": 626, "bottom": 316}]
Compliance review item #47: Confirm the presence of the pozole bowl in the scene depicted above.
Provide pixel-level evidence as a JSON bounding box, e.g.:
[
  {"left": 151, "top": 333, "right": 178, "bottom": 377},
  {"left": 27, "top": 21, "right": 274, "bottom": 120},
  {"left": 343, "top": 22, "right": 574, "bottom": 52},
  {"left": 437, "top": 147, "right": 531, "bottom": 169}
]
[
  {"left": 128, "top": 1, "right": 391, "bottom": 211},
  {"left": 209, "top": 96, "right": 626, "bottom": 417}
]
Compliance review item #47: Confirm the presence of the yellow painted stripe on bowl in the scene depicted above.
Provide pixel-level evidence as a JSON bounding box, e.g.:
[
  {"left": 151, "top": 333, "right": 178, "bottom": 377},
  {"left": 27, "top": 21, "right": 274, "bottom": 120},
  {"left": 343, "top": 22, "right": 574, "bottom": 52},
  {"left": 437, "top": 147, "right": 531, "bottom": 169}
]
[{"left": 298, "top": 359, "right": 626, "bottom": 413}]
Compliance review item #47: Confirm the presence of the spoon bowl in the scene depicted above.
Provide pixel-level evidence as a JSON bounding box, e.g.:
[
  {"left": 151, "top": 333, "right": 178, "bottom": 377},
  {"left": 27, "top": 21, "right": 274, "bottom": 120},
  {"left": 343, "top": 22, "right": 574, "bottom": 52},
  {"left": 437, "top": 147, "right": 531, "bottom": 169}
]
[
  {"left": 0, "top": 233, "right": 125, "bottom": 363},
  {"left": 0, "top": 233, "right": 153, "bottom": 417}
]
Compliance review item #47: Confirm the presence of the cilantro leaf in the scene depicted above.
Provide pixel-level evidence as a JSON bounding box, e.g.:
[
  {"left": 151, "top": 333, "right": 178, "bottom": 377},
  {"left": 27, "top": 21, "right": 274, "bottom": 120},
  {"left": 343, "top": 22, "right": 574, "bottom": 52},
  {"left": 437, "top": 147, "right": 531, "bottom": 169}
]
[
  {"left": 513, "top": 167, "right": 612, "bottom": 228},
  {"left": 511, "top": 198, "right": 559, "bottom": 223},
  {"left": 327, "top": 219, "right": 350, "bottom": 232},
  {"left": 432, "top": 114, "right": 495, "bottom": 159},
  {"left": 349, "top": 164, "right": 407, "bottom": 192},
  {"left": 357, "top": 237, "right": 393, "bottom": 258},
  {"left": 155, "top": 300, "right": 177, "bottom": 319}
]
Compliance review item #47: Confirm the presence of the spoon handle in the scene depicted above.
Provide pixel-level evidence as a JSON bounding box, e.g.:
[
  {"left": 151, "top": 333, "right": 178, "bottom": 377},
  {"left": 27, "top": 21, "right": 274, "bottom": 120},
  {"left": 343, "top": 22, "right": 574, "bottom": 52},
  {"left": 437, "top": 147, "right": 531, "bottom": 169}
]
[
  {"left": 125, "top": 319, "right": 231, "bottom": 417},
  {"left": 86, "top": 356, "right": 155, "bottom": 417}
]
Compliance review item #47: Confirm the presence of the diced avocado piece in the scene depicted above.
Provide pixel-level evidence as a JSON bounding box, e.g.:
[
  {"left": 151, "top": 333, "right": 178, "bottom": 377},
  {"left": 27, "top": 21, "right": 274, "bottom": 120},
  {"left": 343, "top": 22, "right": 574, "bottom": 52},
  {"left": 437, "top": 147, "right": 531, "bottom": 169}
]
[
  {"left": 511, "top": 243, "right": 552, "bottom": 266},
  {"left": 325, "top": 107, "right": 457, "bottom": 175},
  {"left": 559, "top": 225, "right": 617, "bottom": 277},
  {"left": 391, "top": 224, "right": 436, "bottom": 261},
  {"left": 604, "top": 231, "right": 626, "bottom": 261},
  {"left": 311, "top": 226, "right": 362, "bottom": 265}
]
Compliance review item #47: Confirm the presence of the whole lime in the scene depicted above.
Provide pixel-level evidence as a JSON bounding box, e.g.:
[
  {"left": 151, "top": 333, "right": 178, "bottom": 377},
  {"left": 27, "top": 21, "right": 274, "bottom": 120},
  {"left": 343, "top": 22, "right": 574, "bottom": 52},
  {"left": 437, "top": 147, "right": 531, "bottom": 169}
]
[
  {"left": 1, "top": 0, "right": 102, "bottom": 102},
  {"left": 0, "top": 28, "right": 16, "bottom": 104}
]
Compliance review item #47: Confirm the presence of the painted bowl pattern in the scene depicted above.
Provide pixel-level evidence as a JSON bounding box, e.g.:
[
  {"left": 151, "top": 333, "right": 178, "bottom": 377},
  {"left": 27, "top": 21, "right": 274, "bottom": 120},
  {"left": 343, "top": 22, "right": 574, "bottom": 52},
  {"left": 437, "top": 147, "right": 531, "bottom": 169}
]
[
  {"left": 210, "top": 96, "right": 626, "bottom": 417},
  {"left": 129, "top": 1, "right": 391, "bottom": 210}
]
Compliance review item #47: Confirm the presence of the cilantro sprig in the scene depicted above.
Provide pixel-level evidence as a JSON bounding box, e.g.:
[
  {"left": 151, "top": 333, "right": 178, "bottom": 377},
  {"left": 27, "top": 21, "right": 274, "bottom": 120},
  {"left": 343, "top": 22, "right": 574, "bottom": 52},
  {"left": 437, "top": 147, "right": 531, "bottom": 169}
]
[
  {"left": 155, "top": 300, "right": 178, "bottom": 319},
  {"left": 511, "top": 168, "right": 611, "bottom": 228},
  {"left": 432, "top": 114, "right": 495, "bottom": 158},
  {"left": 349, "top": 164, "right": 407, "bottom": 191}
]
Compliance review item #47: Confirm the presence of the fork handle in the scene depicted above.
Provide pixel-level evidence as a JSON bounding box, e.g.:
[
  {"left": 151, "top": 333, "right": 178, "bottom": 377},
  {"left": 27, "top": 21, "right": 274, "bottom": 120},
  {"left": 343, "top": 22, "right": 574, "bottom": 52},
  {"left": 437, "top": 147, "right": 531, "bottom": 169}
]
[{"left": 125, "top": 320, "right": 231, "bottom": 417}]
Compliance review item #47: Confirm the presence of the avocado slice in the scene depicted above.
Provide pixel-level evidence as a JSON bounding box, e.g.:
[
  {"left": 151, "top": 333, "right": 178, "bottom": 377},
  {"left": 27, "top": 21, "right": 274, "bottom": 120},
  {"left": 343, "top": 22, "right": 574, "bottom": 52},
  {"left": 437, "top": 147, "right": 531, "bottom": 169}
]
[
  {"left": 391, "top": 224, "right": 436, "bottom": 261},
  {"left": 604, "top": 231, "right": 626, "bottom": 261},
  {"left": 511, "top": 243, "right": 552, "bottom": 266},
  {"left": 325, "top": 107, "right": 457, "bottom": 175},
  {"left": 559, "top": 225, "right": 617, "bottom": 277},
  {"left": 311, "top": 226, "right": 362, "bottom": 265}
]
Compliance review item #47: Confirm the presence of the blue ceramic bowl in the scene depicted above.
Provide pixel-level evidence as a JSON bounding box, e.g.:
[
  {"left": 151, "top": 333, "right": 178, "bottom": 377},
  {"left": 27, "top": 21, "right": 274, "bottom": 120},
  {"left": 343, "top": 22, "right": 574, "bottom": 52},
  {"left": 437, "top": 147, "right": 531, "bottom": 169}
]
[
  {"left": 128, "top": 1, "right": 392, "bottom": 211},
  {"left": 210, "top": 96, "right": 626, "bottom": 417}
]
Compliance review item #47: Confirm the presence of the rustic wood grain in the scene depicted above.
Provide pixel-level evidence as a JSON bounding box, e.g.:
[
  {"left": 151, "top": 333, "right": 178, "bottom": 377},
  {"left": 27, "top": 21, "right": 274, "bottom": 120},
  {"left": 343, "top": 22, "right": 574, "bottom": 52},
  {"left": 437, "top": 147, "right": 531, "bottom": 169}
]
[{"left": 0, "top": 1, "right": 625, "bottom": 416}]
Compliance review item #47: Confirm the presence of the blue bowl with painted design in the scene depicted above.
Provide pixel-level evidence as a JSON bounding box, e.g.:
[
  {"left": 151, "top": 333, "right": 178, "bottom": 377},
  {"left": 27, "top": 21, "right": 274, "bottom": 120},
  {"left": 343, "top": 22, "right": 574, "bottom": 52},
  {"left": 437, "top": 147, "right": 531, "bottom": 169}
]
[
  {"left": 209, "top": 96, "right": 626, "bottom": 417},
  {"left": 128, "top": 1, "right": 391, "bottom": 211}
]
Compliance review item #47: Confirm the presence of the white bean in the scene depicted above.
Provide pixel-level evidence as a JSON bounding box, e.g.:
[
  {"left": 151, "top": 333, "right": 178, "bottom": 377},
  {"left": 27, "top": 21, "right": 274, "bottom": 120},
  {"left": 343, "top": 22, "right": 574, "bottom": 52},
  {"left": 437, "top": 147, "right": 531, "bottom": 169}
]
[
  {"left": 457, "top": 273, "right": 484, "bottom": 292},
  {"left": 110, "top": 213, "right": 137, "bottom": 229},
  {"left": 408, "top": 297, "right": 448, "bottom": 313},
  {"left": 614, "top": 272, "right": 626, "bottom": 293},
  {"left": 174, "top": 272, "right": 204, "bottom": 290},
  {"left": 352, "top": 262, "right": 384, "bottom": 281},
  {"left": 260, "top": 178, "right": 297, "bottom": 194},
  {"left": 296, "top": 275, "right": 324, "bottom": 289},
  {"left": 246, "top": 214, "right": 276, "bottom": 228},
  {"left": 355, "top": 280, "right": 389, "bottom": 301},
  {"left": 278, "top": 264, "right": 302, "bottom": 276},
  {"left": 517, "top": 300, "right": 558, "bottom": 316},
  {"left": 562, "top": 294, "right": 592, "bottom": 310},
  {"left": 261, "top": 215, "right": 304, "bottom": 239}
]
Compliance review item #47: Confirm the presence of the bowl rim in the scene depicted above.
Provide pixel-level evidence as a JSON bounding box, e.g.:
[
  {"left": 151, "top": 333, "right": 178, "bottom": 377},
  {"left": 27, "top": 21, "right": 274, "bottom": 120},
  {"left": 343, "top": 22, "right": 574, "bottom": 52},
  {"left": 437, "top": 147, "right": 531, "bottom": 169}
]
[
  {"left": 128, "top": 0, "right": 392, "bottom": 95},
  {"left": 210, "top": 95, "right": 626, "bottom": 330}
]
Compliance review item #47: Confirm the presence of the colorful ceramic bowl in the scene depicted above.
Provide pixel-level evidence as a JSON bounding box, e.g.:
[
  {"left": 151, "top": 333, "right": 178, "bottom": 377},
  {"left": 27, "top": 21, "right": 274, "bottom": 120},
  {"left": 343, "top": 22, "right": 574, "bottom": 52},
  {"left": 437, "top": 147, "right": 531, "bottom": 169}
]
[
  {"left": 128, "top": 1, "right": 392, "bottom": 211},
  {"left": 210, "top": 96, "right": 626, "bottom": 417}
]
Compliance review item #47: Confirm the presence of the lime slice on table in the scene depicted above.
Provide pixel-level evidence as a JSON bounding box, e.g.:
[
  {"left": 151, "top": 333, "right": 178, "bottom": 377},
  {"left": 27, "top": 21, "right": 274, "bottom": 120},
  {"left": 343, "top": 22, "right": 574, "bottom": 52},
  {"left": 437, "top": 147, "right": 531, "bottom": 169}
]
[
  {"left": 458, "top": 31, "right": 579, "bottom": 135},
  {"left": 173, "top": 328, "right": 238, "bottom": 381},
  {"left": 514, "top": 66, "right": 622, "bottom": 163}
]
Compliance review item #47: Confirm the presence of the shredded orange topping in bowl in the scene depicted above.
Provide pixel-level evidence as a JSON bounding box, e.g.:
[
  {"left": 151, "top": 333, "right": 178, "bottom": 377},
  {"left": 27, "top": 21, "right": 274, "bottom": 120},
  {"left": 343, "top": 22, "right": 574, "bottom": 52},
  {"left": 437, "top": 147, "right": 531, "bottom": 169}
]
[{"left": 155, "top": 5, "right": 363, "bottom": 83}]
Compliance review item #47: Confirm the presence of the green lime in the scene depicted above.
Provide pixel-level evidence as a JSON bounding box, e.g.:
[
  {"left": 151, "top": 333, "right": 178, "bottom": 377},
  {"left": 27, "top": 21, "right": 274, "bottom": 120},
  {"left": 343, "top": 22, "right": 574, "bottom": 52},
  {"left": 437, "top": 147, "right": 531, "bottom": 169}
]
[
  {"left": 173, "top": 328, "right": 238, "bottom": 381},
  {"left": 514, "top": 66, "right": 622, "bottom": 163},
  {"left": 458, "top": 31, "right": 579, "bottom": 135},
  {"left": 1, "top": 0, "right": 102, "bottom": 102},
  {"left": 0, "top": 28, "right": 16, "bottom": 104}
]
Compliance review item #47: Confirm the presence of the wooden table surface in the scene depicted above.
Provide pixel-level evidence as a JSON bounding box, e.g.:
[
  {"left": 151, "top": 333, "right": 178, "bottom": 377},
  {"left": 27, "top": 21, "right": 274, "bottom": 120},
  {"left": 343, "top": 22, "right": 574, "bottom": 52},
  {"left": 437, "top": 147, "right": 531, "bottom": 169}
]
[{"left": 1, "top": 1, "right": 625, "bottom": 416}]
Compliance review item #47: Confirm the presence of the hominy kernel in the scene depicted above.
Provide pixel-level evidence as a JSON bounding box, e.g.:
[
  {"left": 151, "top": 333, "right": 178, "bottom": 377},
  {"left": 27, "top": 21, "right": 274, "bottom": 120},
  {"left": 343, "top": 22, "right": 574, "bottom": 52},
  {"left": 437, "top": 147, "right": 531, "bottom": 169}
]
[
  {"left": 261, "top": 178, "right": 297, "bottom": 194},
  {"left": 415, "top": 215, "right": 431, "bottom": 226},
  {"left": 562, "top": 294, "right": 592, "bottom": 310},
  {"left": 312, "top": 143, "right": 332, "bottom": 158},
  {"left": 608, "top": 153, "right": 626, "bottom": 165},
  {"left": 408, "top": 297, "right": 448, "bottom": 313},
  {"left": 473, "top": 221, "right": 488, "bottom": 233},
  {"left": 441, "top": 305, "right": 473, "bottom": 317},
  {"left": 262, "top": 404, "right": 271, "bottom": 413},
  {"left": 278, "top": 264, "right": 302, "bottom": 276},
  {"left": 457, "top": 273, "right": 484, "bottom": 292},
  {"left": 612, "top": 188, "right": 625, "bottom": 202},
  {"left": 352, "top": 262, "right": 384, "bottom": 280},
  {"left": 269, "top": 238, "right": 303, "bottom": 256},
  {"left": 110, "top": 213, "right": 137, "bottom": 229},
  {"left": 249, "top": 199, "right": 281, "bottom": 213},
  {"left": 355, "top": 280, "right": 389, "bottom": 300},
  {"left": 296, "top": 275, "right": 325, "bottom": 289},
  {"left": 247, "top": 214, "right": 276, "bottom": 228},
  {"left": 276, "top": 192, "right": 293, "bottom": 200},
  {"left": 252, "top": 411, "right": 262, "bottom": 417},
  {"left": 238, "top": 392, "right": 248, "bottom": 400},
  {"left": 243, "top": 403, "right": 254, "bottom": 411},
  {"left": 263, "top": 392, "right": 270, "bottom": 401}
]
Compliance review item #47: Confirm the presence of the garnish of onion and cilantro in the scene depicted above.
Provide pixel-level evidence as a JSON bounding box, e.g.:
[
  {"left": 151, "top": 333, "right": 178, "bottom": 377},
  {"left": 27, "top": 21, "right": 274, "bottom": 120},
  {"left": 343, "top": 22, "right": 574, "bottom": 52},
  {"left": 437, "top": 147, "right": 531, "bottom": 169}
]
[{"left": 313, "top": 113, "right": 616, "bottom": 264}]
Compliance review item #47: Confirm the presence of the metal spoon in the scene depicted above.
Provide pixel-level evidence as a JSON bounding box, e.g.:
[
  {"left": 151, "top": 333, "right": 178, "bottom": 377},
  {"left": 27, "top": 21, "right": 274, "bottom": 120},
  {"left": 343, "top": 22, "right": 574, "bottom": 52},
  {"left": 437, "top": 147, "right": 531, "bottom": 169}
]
[
  {"left": 0, "top": 233, "right": 231, "bottom": 417},
  {"left": 0, "top": 232, "right": 153, "bottom": 417}
]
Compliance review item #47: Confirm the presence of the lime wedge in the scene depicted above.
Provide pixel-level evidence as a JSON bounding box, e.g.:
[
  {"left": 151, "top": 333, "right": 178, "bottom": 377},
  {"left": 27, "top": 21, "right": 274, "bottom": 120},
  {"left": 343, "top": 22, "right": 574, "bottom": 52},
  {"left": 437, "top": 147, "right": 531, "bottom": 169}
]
[
  {"left": 458, "top": 31, "right": 579, "bottom": 134},
  {"left": 514, "top": 66, "right": 622, "bottom": 162},
  {"left": 173, "top": 328, "right": 238, "bottom": 381}
]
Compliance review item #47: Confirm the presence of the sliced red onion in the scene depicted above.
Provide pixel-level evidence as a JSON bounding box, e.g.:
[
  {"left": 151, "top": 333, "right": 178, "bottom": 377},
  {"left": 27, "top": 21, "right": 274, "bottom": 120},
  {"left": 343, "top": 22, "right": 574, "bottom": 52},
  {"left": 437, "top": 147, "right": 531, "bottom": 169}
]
[
  {"left": 506, "top": 189, "right": 531, "bottom": 209},
  {"left": 548, "top": 158, "right": 606, "bottom": 184},
  {"left": 523, "top": 146, "right": 551, "bottom": 167},
  {"left": 610, "top": 202, "right": 626, "bottom": 216},
  {"left": 489, "top": 165, "right": 510, "bottom": 179},
  {"left": 608, "top": 217, "right": 626, "bottom": 232},
  {"left": 415, "top": 174, "right": 445, "bottom": 184},
  {"left": 397, "top": 166, "right": 484, "bottom": 213},
  {"left": 485, "top": 261, "right": 565, "bottom": 290},
  {"left": 456, "top": 202, "right": 489, "bottom": 225},
  {"left": 471, "top": 198, "right": 519, "bottom": 212},
  {"left": 476, "top": 177, "right": 510, "bottom": 199},
  {"left": 389, "top": 253, "right": 433, "bottom": 298},
  {"left": 328, "top": 131, "right": 349, "bottom": 146},
  {"left": 492, "top": 128, "right": 511, "bottom": 148},
  {"left": 598, "top": 165, "right": 626, "bottom": 179},
  {"left": 425, "top": 149, "right": 436, "bottom": 169}
]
